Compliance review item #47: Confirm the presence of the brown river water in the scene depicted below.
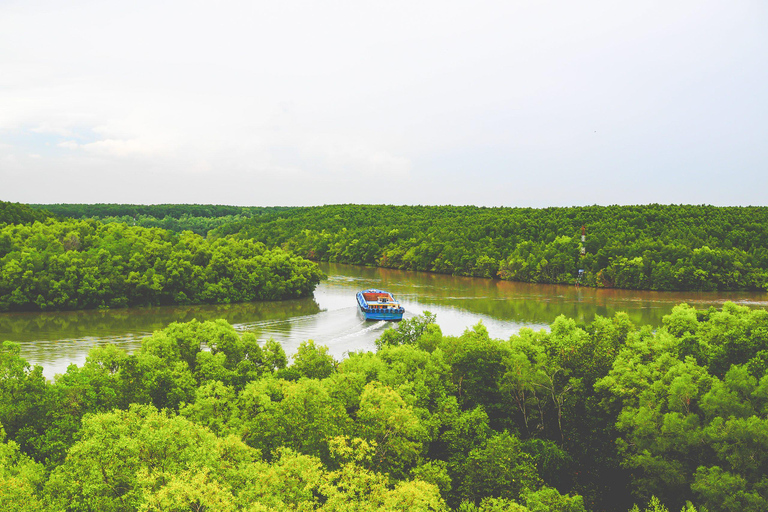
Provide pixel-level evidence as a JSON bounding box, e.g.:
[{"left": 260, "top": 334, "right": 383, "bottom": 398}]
[{"left": 2, "top": 262, "right": 767, "bottom": 379}]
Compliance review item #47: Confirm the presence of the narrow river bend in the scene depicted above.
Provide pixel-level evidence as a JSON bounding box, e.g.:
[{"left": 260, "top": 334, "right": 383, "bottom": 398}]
[{"left": 3, "top": 263, "right": 767, "bottom": 378}]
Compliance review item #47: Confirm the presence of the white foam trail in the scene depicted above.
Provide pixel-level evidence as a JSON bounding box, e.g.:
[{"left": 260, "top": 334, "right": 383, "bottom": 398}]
[{"left": 336, "top": 320, "right": 387, "bottom": 339}]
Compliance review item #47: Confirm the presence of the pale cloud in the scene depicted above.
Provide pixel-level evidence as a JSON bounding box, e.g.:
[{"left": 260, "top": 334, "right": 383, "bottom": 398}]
[
  {"left": 0, "top": 0, "right": 766, "bottom": 206},
  {"left": 303, "top": 135, "right": 412, "bottom": 178},
  {"left": 31, "top": 124, "right": 75, "bottom": 137},
  {"left": 80, "top": 139, "right": 164, "bottom": 159}
]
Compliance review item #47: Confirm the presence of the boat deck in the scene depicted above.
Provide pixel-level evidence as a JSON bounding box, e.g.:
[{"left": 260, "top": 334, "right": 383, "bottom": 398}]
[{"left": 357, "top": 289, "right": 404, "bottom": 321}]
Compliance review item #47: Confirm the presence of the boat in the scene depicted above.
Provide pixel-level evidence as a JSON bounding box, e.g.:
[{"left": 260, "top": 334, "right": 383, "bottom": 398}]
[{"left": 356, "top": 289, "right": 404, "bottom": 321}]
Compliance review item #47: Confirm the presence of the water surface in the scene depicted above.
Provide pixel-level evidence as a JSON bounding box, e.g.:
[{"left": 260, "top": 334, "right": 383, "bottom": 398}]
[{"left": 3, "top": 262, "right": 767, "bottom": 378}]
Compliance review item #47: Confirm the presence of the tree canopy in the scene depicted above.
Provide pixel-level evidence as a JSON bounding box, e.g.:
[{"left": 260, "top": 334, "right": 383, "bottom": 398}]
[
  {"left": 4, "top": 302, "right": 767, "bottom": 511},
  {"left": 20, "top": 203, "right": 768, "bottom": 291},
  {"left": 27, "top": 203, "right": 291, "bottom": 235},
  {"left": 212, "top": 204, "right": 768, "bottom": 291},
  {"left": 0, "top": 218, "right": 323, "bottom": 311},
  {"left": 0, "top": 201, "right": 54, "bottom": 226}
]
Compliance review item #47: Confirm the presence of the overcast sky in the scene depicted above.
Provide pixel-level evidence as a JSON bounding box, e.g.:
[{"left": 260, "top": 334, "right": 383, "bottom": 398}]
[{"left": 1, "top": 0, "right": 766, "bottom": 207}]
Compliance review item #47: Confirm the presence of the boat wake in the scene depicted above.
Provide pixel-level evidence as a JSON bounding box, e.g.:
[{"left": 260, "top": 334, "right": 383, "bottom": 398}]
[{"left": 338, "top": 319, "right": 387, "bottom": 339}]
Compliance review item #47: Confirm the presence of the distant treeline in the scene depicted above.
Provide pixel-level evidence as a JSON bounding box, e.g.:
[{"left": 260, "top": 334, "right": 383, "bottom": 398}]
[
  {"left": 212, "top": 204, "right": 768, "bottom": 292},
  {"left": 0, "top": 201, "right": 54, "bottom": 225},
  {"left": 29, "top": 203, "right": 290, "bottom": 219},
  {"left": 13, "top": 202, "right": 768, "bottom": 292},
  {"left": 70, "top": 213, "right": 251, "bottom": 236},
  {"left": 0, "top": 218, "right": 323, "bottom": 311},
  {"left": 27, "top": 203, "right": 292, "bottom": 235},
  {"left": 4, "top": 304, "right": 768, "bottom": 512}
]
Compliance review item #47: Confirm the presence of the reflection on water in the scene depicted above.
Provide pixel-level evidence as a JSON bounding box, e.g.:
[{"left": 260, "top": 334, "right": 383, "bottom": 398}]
[
  {"left": 0, "top": 300, "right": 321, "bottom": 341},
  {"left": 319, "top": 263, "right": 768, "bottom": 334},
  {"left": 1, "top": 300, "right": 321, "bottom": 378},
  {"left": 3, "top": 262, "right": 768, "bottom": 378}
]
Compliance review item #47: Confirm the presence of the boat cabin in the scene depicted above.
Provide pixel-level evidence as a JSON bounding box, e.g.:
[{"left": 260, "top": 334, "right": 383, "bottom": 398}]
[{"left": 362, "top": 291, "right": 399, "bottom": 309}]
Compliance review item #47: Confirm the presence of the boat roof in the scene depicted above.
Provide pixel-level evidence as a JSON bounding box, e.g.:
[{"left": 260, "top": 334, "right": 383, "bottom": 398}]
[{"left": 359, "top": 289, "right": 399, "bottom": 304}]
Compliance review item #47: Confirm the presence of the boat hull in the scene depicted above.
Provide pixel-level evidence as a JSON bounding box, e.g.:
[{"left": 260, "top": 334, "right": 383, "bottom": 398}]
[
  {"left": 356, "top": 289, "right": 404, "bottom": 321},
  {"left": 361, "top": 309, "right": 404, "bottom": 321}
]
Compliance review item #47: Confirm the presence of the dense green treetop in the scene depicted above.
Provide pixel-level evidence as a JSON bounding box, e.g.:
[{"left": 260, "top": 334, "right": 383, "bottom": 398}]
[
  {"left": 0, "top": 201, "right": 54, "bottom": 226},
  {"left": 26, "top": 203, "right": 293, "bottom": 235},
  {"left": 73, "top": 213, "right": 254, "bottom": 236},
  {"left": 29, "top": 203, "right": 290, "bottom": 220},
  {"left": 212, "top": 204, "right": 768, "bottom": 291},
  {"left": 3, "top": 303, "right": 767, "bottom": 511},
  {"left": 0, "top": 218, "right": 324, "bottom": 311},
  {"left": 20, "top": 202, "right": 768, "bottom": 290}
]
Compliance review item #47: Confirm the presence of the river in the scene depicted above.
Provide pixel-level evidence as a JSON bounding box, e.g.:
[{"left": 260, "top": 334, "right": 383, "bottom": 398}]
[{"left": 3, "top": 262, "right": 768, "bottom": 378}]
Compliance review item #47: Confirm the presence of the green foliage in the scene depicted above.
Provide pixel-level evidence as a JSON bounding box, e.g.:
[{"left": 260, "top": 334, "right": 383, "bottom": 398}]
[
  {"left": 457, "top": 431, "right": 540, "bottom": 504},
  {"left": 0, "top": 428, "right": 46, "bottom": 512},
  {"left": 19, "top": 203, "right": 768, "bottom": 292},
  {"left": 598, "top": 303, "right": 768, "bottom": 512},
  {"left": 441, "top": 323, "right": 510, "bottom": 420},
  {"left": 0, "top": 201, "right": 54, "bottom": 226},
  {"left": 0, "top": 218, "right": 324, "bottom": 311},
  {"left": 376, "top": 311, "right": 438, "bottom": 350},
  {"left": 43, "top": 404, "right": 259, "bottom": 511},
  {"left": 457, "top": 497, "right": 530, "bottom": 511},
  {"left": 412, "top": 460, "right": 453, "bottom": 497},
  {"left": 209, "top": 203, "right": 768, "bottom": 291},
  {"left": 0, "top": 342, "right": 48, "bottom": 455},
  {"left": 236, "top": 377, "right": 351, "bottom": 465},
  {"left": 27, "top": 203, "right": 291, "bottom": 235},
  {"left": 1, "top": 303, "right": 768, "bottom": 511},
  {"left": 356, "top": 381, "right": 429, "bottom": 479},
  {"left": 628, "top": 496, "right": 701, "bottom": 512},
  {"left": 291, "top": 340, "right": 337, "bottom": 379},
  {"left": 523, "top": 486, "right": 586, "bottom": 512}
]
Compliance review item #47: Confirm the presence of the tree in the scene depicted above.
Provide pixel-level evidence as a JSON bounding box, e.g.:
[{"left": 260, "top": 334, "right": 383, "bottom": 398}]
[
  {"left": 291, "top": 340, "right": 337, "bottom": 379},
  {"left": 236, "top": 377, "right": 350, "bottom": 464},
  {"left": 0, "top": 342, "right": 48, "bottom": 454},
  {"left": 376, "top": 312, "right": 438, "bottom": 350},
  {"left": 0, "top": 426, "right": 46, "bottom": 512},
  {"left": 44, "top": 404, "right": 262, "bottom": 512},
  {"left": 355, "top": 381, "right": 428, "bottom": 479},
  {"left": 457, "top": 432, "right": 540, "bottom": 505}
]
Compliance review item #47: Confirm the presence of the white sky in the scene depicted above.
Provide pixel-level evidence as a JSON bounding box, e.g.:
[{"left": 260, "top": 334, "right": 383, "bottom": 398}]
[{"left": 1, "top": 0, "right": 766, "bottom": 207}]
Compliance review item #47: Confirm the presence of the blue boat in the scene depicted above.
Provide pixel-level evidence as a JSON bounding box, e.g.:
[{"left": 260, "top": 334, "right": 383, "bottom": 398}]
[{"left": 357, "top": 289, "right": 404, "bottom": 321}]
